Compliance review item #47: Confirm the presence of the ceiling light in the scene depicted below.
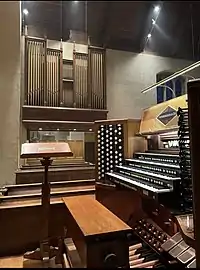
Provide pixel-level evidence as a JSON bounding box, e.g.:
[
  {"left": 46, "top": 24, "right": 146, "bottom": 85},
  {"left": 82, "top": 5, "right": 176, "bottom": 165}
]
[
  {"left": 152, "top": 19, "right": 156, "bottom": 25},
  {"left": 147, "top": 33, "right": 151, "bottom": 38},
  {"left": 23, "top": 9, "right": 29, "bottom": 15},
  {"left": 141, "top": 60, "right": 200, "bottom": 94},
  {"left": 39, "top": 128, "right": 42, "bottom": 131},
  {"left": 154, "top": 6, "right": 160, "bottom": 13},
  {"left": 89, "top": 129, "right": 92, "bottom": 132},
  {"left": 73, "top": 128, "right": 77, "bottom": 131}
]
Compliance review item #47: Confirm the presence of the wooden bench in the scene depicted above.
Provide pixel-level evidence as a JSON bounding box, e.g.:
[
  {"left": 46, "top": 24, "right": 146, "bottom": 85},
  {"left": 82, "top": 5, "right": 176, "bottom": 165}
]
[{"left": 62, "top": 195, "right": 132, "bottom": 268}]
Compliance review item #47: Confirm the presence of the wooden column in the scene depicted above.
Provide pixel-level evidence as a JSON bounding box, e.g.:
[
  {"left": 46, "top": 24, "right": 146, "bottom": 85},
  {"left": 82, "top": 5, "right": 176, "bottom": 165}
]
[{"left": 187, "top": 79, "right": 200, "bottom": 267}]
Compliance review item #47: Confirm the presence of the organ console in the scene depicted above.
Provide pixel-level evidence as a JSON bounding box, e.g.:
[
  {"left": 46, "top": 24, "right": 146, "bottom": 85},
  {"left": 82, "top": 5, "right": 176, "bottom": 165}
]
[{"left": 95, "top": 94, "right": 196, "bottom": 268}]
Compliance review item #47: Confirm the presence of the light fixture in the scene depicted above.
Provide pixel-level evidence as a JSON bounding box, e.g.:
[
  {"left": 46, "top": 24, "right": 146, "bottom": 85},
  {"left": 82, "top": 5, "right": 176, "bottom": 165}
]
[
  {"left": 154, "top": 5, "right": 160, "bottom": 13},
  {"left": 147, "top": 33, "right": 151, "bottom": 38},
  {"left": 39, "top": 127, "right": 42, "bottom": 131},
  {"left": 89, "top": 129, "right": 92, "bottom": 132},
  {"left": 23, "top": 9, "right": 29, "bottom": 15},
  {"left": 141, "top": 60, "right": 200, "bottom": 94},
  {"left": 152, "top": 19, "right": 156, "bottom": 25},
  {"left": 57, "top": 128, "right": 60, "bottom": 131},
  {"left": 73, "top": 128, "right": 77, "bottom": 131}
]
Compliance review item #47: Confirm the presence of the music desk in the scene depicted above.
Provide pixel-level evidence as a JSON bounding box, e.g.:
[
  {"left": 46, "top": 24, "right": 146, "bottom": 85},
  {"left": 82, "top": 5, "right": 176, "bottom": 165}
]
[
  {"left": 20, "top": 142, "right": 73, "bottom": 267},
  {"left": 63, "top": 195, "right": 132, "bottom": 268}
]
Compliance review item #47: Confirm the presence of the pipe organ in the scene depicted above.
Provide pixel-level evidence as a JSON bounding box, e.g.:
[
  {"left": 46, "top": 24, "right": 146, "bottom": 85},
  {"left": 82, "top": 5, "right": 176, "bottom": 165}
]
[
  {"left": 95, "top": 94, "right": 196, "bottom": 268},
  {"left": 24, "top": 36, "right": 106, "bottom": 110}
]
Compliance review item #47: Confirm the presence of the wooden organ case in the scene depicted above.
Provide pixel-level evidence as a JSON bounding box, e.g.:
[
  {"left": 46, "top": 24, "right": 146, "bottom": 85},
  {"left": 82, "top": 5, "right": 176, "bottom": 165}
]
[{"left": 95, "top": 95, "right": 196, "bottom": 268}]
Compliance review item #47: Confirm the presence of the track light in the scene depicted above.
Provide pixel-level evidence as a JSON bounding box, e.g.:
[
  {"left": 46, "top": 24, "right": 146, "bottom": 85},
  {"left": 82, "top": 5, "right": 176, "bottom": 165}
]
[
  {"left": 23, "top": 9, "right": 29, "bottom": 15},
  {"left": 154, "top": 5, "right": 160, "bottom": 13},
  {"left": 147, "top": 33, "right": 152, "bottom": 38},
  {"left": 152, "top": 19, "right": 156, "bottom": 25}
]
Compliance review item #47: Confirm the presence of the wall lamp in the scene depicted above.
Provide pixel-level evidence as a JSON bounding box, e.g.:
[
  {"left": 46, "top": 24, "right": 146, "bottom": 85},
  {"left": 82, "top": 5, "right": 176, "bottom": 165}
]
[{"left": 141, "top": 60, "right": 200, "bottom": 94}]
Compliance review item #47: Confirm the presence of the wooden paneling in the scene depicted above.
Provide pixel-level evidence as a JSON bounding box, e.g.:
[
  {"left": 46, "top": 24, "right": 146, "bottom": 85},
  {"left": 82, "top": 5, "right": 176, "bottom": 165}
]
[
  {"left": 84, "top": 142, "right": 95, "bottom": 164},
  {"left": 22, "top": 120, "right": 94, "bottom": 132},
  {"left": 16, "top": 166, "right": 95, "bottom": 184},
  {"left": 68, "top": 140, "right": 84, "bottom": 159},
  {"left": 62, "top": 195, "right": 131, "bottom": 267},
  {"left": 0, "top": 201, "right": 69, "bottom": 256},
  {"left": 140, "top": 94, "right": 187, "bottom": 134},
  {"left": 22, "top": 105, "right": 108, "bottom": 122}
]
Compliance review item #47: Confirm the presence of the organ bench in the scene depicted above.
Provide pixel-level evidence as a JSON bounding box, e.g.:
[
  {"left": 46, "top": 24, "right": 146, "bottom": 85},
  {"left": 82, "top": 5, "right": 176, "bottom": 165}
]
[{"left": 62, "top": 195, "right": 132, "bottom": 268}]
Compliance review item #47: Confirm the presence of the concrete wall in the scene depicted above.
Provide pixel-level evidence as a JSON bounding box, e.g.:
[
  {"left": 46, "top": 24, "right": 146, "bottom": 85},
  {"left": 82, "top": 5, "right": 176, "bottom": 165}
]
[
  {"left": 0, "top": 1, "right": 21, "bottom": 186},
  {"left": 106, "top": 49, "right": 200, "bottom": 119}
]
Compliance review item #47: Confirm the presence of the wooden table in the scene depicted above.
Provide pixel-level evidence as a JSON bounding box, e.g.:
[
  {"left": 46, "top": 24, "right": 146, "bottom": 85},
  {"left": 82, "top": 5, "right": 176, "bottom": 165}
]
[
  {"left": 63, "top": 195, "right": 132, "bottom": 268},
  {"left": 21, "top": 142, "right": 73, "bottom": 267}
]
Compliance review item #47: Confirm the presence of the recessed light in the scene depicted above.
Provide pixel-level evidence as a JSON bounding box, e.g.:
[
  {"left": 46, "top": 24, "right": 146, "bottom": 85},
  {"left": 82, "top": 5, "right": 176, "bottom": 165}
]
[
  {"left": 147, "top": 33, "right": 151, "bottom": 38},
  {"left": 154, "top": 6, "right": 160, "bottom": 13},
  {"left": 39, "top": 128, "right": 42, "bottom": 131},
  {"left": 73, "top": 128, "right": 77, "bottom": 131},
  {"left": 89, "top": 129, "right": 92, "bottom": 132},
  {"left": 57, "top": 128, "right": 60, "bottom": 131},
  {"left": 23, "top": 9, "right": 29, "bottom": 15}
]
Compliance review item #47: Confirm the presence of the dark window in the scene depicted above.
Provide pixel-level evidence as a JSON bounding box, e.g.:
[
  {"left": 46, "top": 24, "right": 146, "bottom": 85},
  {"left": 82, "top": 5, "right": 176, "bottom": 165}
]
[{"left": 156, "top": 72, "right": 186, "bottom": 104}]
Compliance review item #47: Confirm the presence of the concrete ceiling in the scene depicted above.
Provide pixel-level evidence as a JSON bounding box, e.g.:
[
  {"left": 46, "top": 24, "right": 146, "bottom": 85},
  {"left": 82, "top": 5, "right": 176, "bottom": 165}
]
[{"left": 22, "top": 1, "right": 200, "bottom": 61}]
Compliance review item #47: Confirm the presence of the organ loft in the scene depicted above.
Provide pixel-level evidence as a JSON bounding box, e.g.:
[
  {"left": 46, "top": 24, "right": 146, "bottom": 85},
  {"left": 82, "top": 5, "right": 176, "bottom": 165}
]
[{"left": 1, "top": 1, "right": 200, "bottom": 268}]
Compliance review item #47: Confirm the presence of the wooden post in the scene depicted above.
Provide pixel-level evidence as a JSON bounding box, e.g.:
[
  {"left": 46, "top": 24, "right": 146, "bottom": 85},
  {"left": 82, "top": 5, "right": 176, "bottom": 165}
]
[{"left": 187, "top": 79, "right": 200, "bottom": 267}]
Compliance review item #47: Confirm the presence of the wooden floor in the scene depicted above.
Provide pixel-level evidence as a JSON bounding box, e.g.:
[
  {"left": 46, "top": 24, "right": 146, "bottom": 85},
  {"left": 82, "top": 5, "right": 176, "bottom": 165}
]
[
  {"left": 0, "top": 255, "right": 68, "bottom": 268},
  {"left": 0, "top": 255, "right": 23, "bottom": 268}
]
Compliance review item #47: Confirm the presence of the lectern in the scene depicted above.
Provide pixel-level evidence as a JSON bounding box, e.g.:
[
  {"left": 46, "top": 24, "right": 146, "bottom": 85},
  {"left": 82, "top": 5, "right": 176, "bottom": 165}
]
[{"left": 20, "top": 142, "right": 73, "bottom": 267}]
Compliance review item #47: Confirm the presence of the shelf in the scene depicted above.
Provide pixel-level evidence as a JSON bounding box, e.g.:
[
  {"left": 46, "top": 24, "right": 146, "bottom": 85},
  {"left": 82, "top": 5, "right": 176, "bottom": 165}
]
[{"left": 63, "top": 78, "right": 74, "bottom": 83}]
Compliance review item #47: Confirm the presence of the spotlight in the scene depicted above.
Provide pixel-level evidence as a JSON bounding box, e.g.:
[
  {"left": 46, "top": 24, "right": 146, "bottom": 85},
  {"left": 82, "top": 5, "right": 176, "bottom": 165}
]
[
  {"left": 23, "top": 9, "right": 29, "bottom": 15},
  {"left": 152, "top": 19, "right": 156, "bottom": 25},
  {"left": 147, "top": 33, "right": 152, "bottom": 38},
  {"left": 154, "top": 5, "right": 160, "bottom": 13}
]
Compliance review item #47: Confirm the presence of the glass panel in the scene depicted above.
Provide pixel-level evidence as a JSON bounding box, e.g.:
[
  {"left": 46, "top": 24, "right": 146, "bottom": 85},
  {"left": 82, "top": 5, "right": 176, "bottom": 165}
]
[{"left": 24, "top": 130, "right": 95, "bottom": 167}]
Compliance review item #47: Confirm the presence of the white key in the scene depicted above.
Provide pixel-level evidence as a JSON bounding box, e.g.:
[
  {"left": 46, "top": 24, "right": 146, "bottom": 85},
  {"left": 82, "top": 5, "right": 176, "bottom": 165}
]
[
  {"left": 117, "top": 165, "right": 180, "bottom": 181},
  {"left": 106, "top": 173, "right": 171, "bottom": 193}
]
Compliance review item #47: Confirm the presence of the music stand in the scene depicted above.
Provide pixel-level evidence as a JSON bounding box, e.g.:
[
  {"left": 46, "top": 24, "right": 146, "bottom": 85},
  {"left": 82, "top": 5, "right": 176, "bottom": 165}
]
[{"left": 20, "top": 142, "right": 73, "bottom": 267}]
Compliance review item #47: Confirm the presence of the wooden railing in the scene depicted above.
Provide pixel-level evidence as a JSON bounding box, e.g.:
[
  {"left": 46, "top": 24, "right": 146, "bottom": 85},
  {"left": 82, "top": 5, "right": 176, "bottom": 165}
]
[{"left": 24, "top": 36, "right": 106, "bottom": 110}]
